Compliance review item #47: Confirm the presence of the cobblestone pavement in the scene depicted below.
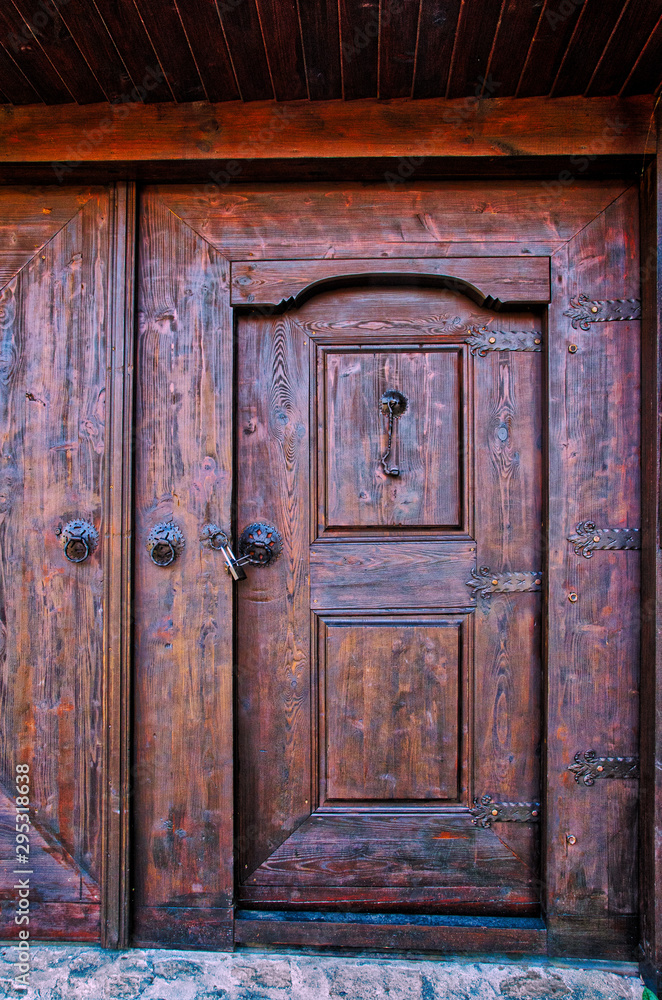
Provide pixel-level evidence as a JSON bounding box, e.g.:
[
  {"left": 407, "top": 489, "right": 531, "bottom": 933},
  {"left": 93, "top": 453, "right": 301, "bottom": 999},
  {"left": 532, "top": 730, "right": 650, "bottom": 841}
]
[{"left": 0, "top": 945, "right": 648, "bottom": 1000}]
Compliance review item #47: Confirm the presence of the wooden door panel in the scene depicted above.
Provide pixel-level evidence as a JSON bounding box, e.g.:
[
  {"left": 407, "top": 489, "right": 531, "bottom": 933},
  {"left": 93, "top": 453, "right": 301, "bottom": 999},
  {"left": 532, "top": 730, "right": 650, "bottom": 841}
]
[
  {"left": 236, "top": 279, "right": 542, "bottom": 912},
  {"left": 321, "top": 617, "right": 462, "bottom": 801},
  {"left": 322, "top": 348, "right": 462, "bottom": 530},
  {"left": 132, "top": 193, "right": 233, "bottom": 935}
]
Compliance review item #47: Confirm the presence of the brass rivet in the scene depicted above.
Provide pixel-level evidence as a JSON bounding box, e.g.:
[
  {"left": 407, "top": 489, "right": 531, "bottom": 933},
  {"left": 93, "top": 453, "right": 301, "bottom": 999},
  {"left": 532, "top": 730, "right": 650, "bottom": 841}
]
[
  {"left": 567, "top": 834, "right": 577, "bottom": 845},
  {"left": 534, "top": 579, "right": 541, "bottom": 586},
  {"left": 568, "top": 592, "right": 578, "bottom": 602},
  {"left": 597, "top": 765, "right": 603, "bottom": 772},
  {"left": 491, "top": 809, "right": 498, "bottom": 816},
  {"left": 593, "top": 535, "right": 600, "bottom": 543},
  {"left": 534, "top": 338, "right": 541, "bottom": 345},
  {"left": 531, "top": 810, "right": 539, "bottom": 817},
  {"left": 568, "top": 344, "right": 578, "bottom": 354},
  {"left": 488, "top": 336, "right": 496, "bottom": 344},
  {"left": 591, "top": 306, "right": 598, "bottom": 313},
  {"left": 491, "top": 579, "right": 498, "bottom": 586}
]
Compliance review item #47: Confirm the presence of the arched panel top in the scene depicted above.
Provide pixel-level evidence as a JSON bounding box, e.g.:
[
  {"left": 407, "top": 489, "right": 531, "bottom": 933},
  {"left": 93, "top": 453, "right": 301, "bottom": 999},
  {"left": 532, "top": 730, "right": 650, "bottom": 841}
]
[{"left": 230, "top": 257, "right": 550, "bottom": 312}]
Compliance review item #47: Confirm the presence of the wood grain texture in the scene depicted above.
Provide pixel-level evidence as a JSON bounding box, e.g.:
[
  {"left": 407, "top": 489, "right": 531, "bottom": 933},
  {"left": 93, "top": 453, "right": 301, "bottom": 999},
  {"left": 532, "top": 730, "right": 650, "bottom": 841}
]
[
  {"left": 100, "top": 182, "right": 135, "bottom": 948},
  {"left": 231, "top": 257, "right": 551, "bottom": 307},
  {"left": 639, "top": 127, "right": 662, "bottom": 994},
  {"left": 88, "top": 0, "right": 174, "bottom": 103},
  {"left": 0, "top": 187, "right": 98, "bottom": 291},
  {"left": 131, "top": 0, "right": 206, "bottom": 103},
  {"left": 234, "top": 916, "right": 547, "bottom": 951},
  {"left": 132, "top": 906, "right": 233, "bottom": 950},
  {"left": 133, "top": 191, "right": 233, "bottom": 916},
  {"left": 236, "top": 312, "right": 312, "bottom": 879},
  {"left": 338, "top": 0, "right": 379, "bottom": 99},
  {"left": 0, "top": 96, "right": 653, "bottom": 162},
  {"left": 412, "top": 0, "right": 462, "bottom": 99},
  {"left": 320, "top": 347, "right": 462, "bottom": 530},
  {"left": 0, "top": 901, "right": 100, "bottom": 941},
  {"left": 296, "top": 0, "right": 342, "bottom": 100},
  {"left": 158, "top": 180, "right": 629, "bottom": 261},
  {"left": 485, "top": 0, "right": 543, "bottom": 98},
  {"left": 0, "top": 190, "right": 112, "bottom": 942},
  {"left": 216, "top": 0, "right": 274, "bottom": 101},
  {"left": 173, "top": 0, "right": 240, "bottom": 103},
  {"left": 545, "top": 185, "right": 641, "bottom": 955},
  {"left": 378, "top": 0, "right": 419, "bottom": 99},
  {"left": 0, "top": 7, "right": 78, "bottom": 105},
  {"left": 550, "top": 0, "right": 626, "bottom": 98},
  {"left": 446, "top": 0, "right": 504, "bottom": 99},
  {"left": 254, "top": 0, "right": 308, "bottom": 101},
  {"left": 586, "top": 0, "right": 662, "bottom": 97},
  {"left": 322, "top": 618, "right": 461, "bottom": 800},
  {"left": 516, "top": 0, "right": 586, "bottom": 98}
]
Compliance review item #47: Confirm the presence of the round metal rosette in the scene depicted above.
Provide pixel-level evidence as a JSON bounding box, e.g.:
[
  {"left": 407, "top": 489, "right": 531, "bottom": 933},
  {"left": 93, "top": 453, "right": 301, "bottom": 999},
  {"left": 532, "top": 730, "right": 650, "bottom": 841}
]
[
  {"left": 58, "top": 519, "right": 99, "bottom": 563},
  {"left": 238, "top": 522, "right": 282, "bottom": 567},
  {"left": 199, "top": 523, "right": 229, "bottom": 551},
  {"left": 147, "top": 521, "right": 185, "bottom": 567},
  {"left": 379, "top": 389, "right": 408, "bottom": 417}
]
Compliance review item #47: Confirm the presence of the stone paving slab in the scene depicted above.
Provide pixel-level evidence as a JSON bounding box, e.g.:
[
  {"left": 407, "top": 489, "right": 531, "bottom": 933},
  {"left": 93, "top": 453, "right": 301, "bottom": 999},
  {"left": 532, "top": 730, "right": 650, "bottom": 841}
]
[{"left": 0, "top": 945, "right": 649, "bottom": 1000}]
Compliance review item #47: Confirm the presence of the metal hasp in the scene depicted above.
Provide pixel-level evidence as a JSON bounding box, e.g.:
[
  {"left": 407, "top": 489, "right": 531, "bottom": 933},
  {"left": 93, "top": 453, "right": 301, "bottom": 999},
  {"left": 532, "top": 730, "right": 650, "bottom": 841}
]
[
  {"left": 470, "top": 795, "right": 541, "bottom": 828},
  {"left": 379, "top": 389, "right": 407, "bottom": 477},
  {"left": 147, "top": 521, "right": 185, "bottom": 567},
  {"left": 56, "top": 519, "right": 99, "bottom": 563},
  {"left": 567, "top": 520, "right": 641, "bottom": 558},
  {"left": 465, "top": 326, "right": 543, "bottom": 356},
  {"left": 200, "top": 522, "right": 247, "bottom": 581},
  {"left": 568, "top": 750, "right": 640, "bottom": 786},
  {"left": 467, "top": 566, "right": 542, "bottom": 604},
  {"left": 564, "top": 293, "right": 641, "bottom": 331}
]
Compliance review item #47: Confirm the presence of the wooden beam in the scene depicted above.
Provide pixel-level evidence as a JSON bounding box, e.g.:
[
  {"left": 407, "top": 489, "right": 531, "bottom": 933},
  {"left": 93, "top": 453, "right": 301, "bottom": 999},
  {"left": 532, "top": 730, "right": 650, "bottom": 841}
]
[
  {"left": 639, "top": 105, "right": 662, "bottom": 997},
  {"left": 0, "top": 95, "right": 655, "bottom": 165}
]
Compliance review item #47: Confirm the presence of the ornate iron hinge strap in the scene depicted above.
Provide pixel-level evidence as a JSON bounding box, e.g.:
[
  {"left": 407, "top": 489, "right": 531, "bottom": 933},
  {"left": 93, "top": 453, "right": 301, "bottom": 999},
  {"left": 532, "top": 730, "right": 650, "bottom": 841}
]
[
  {"left": 568, "top": 750, "right": 639, "bottom": 786},
  {"left": 467, "top": 566, "right": 542, "bottom": 603},
  {"left": 564, "top": 293, "right": 641, "bottom": 331},
  {"left": 470, "top": 795, "right": 540, "bottom": 828},
  {"left": 567, "top": 521, "right": 641, "bottom": 559},
  {"left": 465, "top": 326, "right": 542, "bottom": 356}
]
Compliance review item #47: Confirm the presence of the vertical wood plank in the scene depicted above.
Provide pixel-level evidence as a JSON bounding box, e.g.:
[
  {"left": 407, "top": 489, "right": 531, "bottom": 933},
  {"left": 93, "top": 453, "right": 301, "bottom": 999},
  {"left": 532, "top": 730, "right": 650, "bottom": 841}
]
[
  {"left": 100, "top": 182, "right": 136, "bottom": 949},
  {"left": 639, "top": 119, "right": 662, "bottom": 994},
  {"left": 132, "top": 190, "right": 233, "bottom": 946},
  {"left": 546, "top": 186, "right": 641, "bottom": 959}
]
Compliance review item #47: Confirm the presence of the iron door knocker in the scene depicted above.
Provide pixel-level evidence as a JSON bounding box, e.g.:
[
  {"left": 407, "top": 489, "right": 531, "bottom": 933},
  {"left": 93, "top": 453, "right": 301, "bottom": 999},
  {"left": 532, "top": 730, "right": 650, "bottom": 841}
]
[
  {"left": 147, "top": 522, "right": 185, "bottom": 566},
  {"left": 380, "top": 389, "right": 407, "bottom": 476},
  {"left": 56, "top": 519, "right": 99, "bottom": 563}
]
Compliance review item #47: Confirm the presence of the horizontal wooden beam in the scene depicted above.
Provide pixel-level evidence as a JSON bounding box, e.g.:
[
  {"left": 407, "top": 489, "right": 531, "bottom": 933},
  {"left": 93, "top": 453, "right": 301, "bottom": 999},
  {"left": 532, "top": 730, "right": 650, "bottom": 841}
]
[{"left": 0, "top": 96, "right": 655, "bottom": 165}]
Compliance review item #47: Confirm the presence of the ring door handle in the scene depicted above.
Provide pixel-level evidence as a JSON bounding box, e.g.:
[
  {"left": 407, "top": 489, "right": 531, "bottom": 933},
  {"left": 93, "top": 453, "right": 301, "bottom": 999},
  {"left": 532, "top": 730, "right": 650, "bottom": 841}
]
[
  {"left": 56, "top": 519, "right": 99, "bottom": 563},
  {"left": 147, "top": 522, "right": 185, "bottom": 566},
  {"left": 200, "top": 522, "right": 282, "bottom": 580}
]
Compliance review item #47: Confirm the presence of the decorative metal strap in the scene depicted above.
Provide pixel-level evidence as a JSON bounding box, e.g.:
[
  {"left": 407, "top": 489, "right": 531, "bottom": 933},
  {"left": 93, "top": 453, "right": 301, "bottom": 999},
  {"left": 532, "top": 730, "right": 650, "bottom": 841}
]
[
  {"left": 568, "top": 750, "right": 639, "bottom": 786},
  {"left": 567, "top": 521, "right": 640, "bottom": 559},
  {"left": 465, "top": 326, "right": 542, "bottom": 356},
  {"left": 564, "top": 293, "right": 641, "bottom": 331},
  {"left": 467, "top": 566, "right": 542, "bottom": 602},
  {"left": 470, "top": 795, "right": 540, "bottom": 828}
]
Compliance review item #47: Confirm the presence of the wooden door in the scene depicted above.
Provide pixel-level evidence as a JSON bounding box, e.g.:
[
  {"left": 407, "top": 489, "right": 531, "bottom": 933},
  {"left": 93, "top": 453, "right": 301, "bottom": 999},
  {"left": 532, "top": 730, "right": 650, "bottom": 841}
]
[{"left": 235, "top": 281, "right": 543, "bottom": 913}]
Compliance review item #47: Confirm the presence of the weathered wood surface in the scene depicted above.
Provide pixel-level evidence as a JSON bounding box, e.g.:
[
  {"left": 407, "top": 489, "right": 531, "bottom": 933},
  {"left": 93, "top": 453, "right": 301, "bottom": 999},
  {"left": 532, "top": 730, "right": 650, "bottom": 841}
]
[
  {"left": 157, "top": 181, "right": 630, "bottom": 261},
  {"left": 132, "top": 193, "right": 234, "bottom": 932},
  {"left": 0, "top": 187, "right": 98, "bottom": 290},
  {"left": 545, "top": 184, "right": 641, "bottom": 957},
  {"left": 231, "top": 257, "right": 550, "bottom": 307},
  {"left": 639, "top": 127, "right": 662, "bottom": 993},
  {"left": 0, "top": 96, "right": 653, "bottom": 162},
  {"left": 0, "top": 190, "right": 111, "bottom": 944},
  {"left": 234, "top": 915, "right": 547, "bottom": 953}
]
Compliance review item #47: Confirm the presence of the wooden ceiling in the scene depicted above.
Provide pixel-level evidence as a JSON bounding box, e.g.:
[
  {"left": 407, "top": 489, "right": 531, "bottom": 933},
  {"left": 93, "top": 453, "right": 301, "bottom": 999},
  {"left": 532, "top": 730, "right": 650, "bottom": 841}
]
[{"left": 0, "top": 0, "right": 660, "bottom": 107}]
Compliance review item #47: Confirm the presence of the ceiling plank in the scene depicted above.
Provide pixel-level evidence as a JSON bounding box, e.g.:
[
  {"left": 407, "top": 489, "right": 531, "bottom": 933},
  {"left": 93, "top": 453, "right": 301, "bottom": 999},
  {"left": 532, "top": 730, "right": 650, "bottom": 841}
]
[
  {"left": 132, "top": 0, "right": 206, "bottom": 102},
  {"left": 412, "top": 0, "right": 461, "bottom": 99},
  {"left": 446, "top": 0, "right": 504, "bottom": 99},
  {"left": 217, "top": 0, "right": 274, "bottom": 101},
  {"left": 378, "top": 0, "right": 419, "bottom": 99},
  {"left": 621, "top": 13, "right": 662, "bottom": 96},
  {"left": 0, "top": 10, "right": 74, "bottom": 104},
  {"left": 550, "top": 0, "right": 625, "bottom": 97},
  {"left": 0, "top": 43, "right": 42, "bottom": 105},
  {"left": 174, "top": 0, "right": 239, "bottom": 102},
  {"left": 339, "top": 0, "right": 379, "bottom": 99},
  {"left": 586, "top": 0, "right": 662, "bottom": 96},
  {"left": 486, "top": 0, "right": 543, "bottom": 98},
  {"left": 54, "top": 0, "right": 138, "bottom": 103},
  {"left": 0, "top": 94, "right": 652, "bottom": 162},
  {"left": 254, "top": 0, "right": 307, "bottom": 101},
  {"left": 91, "top": 0, "right": 173, "bottom": 102},
  {"left": 296, "top": 0, "right": 342, "bottom": 100},
  {"left": 7, "top": 0, "right": 106, "bottom": 104},
  {"left": 517, "top": 0, "right": 585, "bottom": 97}
]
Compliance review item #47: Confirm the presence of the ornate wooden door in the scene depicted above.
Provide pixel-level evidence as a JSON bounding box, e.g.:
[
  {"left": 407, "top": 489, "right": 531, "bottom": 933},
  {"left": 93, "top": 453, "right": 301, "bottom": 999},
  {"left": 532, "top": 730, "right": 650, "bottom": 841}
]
[{"left": 234, "top": 281, "right": 543, "bottom": 912}]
